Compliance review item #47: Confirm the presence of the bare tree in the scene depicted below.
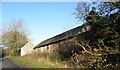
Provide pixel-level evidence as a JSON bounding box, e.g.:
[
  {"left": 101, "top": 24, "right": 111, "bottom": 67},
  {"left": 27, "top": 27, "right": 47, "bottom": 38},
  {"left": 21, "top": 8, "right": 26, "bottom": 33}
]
[{"left": 2, "top": 19, "right": 29, "bottom": 56}]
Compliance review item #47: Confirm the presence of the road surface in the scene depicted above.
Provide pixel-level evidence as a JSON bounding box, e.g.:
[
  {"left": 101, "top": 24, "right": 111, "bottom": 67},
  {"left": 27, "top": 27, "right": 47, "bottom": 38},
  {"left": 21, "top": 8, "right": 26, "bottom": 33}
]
[{"left": 0, "top": 58, "right": 21, "bottom": 69}]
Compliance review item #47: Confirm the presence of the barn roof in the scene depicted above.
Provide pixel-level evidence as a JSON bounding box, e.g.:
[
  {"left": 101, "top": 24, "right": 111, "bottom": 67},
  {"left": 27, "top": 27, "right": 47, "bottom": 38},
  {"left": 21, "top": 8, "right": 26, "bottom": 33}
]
[{"left": 34, "top": 24, "right": 86, "bottom": 49}]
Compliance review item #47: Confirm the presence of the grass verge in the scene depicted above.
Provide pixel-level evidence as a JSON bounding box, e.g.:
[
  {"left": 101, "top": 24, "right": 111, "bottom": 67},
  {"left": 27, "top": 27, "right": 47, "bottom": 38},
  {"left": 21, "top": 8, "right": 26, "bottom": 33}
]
[{"left": 7, "top": 56, "right": 58, "bottom": 68}]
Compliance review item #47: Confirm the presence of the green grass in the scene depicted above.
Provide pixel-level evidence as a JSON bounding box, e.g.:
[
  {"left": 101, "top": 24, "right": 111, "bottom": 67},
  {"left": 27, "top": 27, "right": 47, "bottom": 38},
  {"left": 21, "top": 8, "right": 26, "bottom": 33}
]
[{"left": 7, "top": 56, "right": 59, "bottom": 68}]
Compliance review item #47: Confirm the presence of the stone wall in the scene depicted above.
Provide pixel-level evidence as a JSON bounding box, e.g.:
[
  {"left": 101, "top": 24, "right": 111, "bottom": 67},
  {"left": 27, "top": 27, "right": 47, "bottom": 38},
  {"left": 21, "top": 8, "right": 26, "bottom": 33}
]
[
  {"left": 21, "top": 42, "right": 34, "bottom": 56},
  {"left": 34, "top": 36, "right": 84, "bottom": 58}
]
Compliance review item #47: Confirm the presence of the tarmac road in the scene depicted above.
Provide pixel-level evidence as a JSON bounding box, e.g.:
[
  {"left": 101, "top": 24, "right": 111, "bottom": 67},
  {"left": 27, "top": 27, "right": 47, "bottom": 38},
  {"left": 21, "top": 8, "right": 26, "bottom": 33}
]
[{"left": 0, "top": 58, "right": 21, "bottom": 69}]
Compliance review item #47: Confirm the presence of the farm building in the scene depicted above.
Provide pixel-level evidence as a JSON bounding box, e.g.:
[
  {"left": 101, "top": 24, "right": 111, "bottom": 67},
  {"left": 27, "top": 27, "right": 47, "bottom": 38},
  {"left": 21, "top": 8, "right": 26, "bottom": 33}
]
[
  {"left": 21, "top": 42, "right": 35, "bottom": 56},
  {"left": 34, "top": 24, "right": 90, "bottom": 58}
]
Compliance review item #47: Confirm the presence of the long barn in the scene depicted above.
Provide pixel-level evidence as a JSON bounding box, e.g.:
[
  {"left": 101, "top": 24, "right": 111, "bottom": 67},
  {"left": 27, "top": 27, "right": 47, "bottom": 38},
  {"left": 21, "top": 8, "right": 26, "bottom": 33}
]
[{"left": 33, "top": 24, "right": 90, "bottom": 58}]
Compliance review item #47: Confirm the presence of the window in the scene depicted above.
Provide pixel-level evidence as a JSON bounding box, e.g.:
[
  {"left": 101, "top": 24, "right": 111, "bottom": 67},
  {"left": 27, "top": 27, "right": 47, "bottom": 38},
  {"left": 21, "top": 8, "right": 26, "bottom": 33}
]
[{"left": 47, "top": 46, "right": 49, "bottom": 50}]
